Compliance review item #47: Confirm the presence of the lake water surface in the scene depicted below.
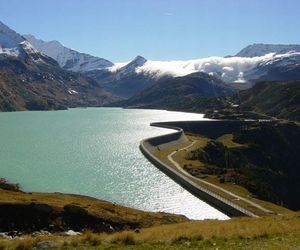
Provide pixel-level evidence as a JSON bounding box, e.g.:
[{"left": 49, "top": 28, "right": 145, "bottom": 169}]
[{"left": 0, "top": 108, "right": 228, "bottom": 220}]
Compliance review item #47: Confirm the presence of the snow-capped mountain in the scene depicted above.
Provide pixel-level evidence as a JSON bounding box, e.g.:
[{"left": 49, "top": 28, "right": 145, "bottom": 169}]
[
  {"left": 235, "top": 43, "right": 300, "bottom": 57},
  {"left": 0, "top": 21, "right": 54, "bottom": 63},
  {"left": 23, "top": 34, "right": 113, "bottom": 72},
  {"left": 85, "top": 55, "right": 164, "bottom": 98},
  {"left": 104, "top": 51, "right": 300, "bottom": 84},
  {"left": 0, "top": 21, "right": 117, "bottom": 111},
  {"left": 244, "top": 52, "right": 300, "bottom": 81},
  {"left": 107, "top": 56, "right": 147, "bottom": 78}
]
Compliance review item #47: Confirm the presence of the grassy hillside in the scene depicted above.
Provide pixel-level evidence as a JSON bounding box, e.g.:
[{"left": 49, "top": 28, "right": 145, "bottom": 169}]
[{"left": 0, "top": 185, "right": 187, "bottom": 234}]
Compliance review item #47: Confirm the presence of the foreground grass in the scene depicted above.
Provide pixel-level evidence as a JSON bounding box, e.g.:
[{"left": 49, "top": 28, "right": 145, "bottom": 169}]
[{"left": 1, "top": 211, "right": 300, "bottom": 249}]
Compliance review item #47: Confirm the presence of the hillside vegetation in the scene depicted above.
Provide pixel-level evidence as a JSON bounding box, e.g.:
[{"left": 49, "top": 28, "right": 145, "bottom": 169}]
[
  {"left": 202, "top": 81, "right": 300, "bottom": 121},
  {"left": 120, "top": 80, "right": 300, "bottom": 122},
  {"left": 234, "top": 80, "right": 300, "bottom": 120},
  {"left": 185, "top": 121, "right": 300, "bottom": 210}
]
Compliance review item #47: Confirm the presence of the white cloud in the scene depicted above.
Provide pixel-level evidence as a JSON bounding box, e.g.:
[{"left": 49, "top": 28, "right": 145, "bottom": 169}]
[
  {"left": 134, "top": 52, "right": 300, "bottom": 82},
  {"left": 107, "top": 61, "right": 129, "bottom": 72}
]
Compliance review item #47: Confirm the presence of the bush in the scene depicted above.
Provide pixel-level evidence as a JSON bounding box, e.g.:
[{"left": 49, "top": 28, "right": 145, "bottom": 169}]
[{"left": 64, "top": 205, "right": 88, "bottom": 217}]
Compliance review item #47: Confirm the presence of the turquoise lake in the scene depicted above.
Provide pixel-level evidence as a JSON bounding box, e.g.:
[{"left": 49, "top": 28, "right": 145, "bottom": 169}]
[{"left": 0, "top": 108, "right": 228, "bottom": 220}]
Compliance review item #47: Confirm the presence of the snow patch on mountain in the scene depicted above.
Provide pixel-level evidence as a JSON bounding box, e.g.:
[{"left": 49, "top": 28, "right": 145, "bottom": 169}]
[{"left": 0, "top": 46, "right": 19, "bottom": 56}]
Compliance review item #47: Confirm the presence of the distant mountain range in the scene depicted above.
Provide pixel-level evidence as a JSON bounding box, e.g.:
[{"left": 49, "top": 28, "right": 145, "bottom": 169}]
[
  {"left": 0, "top": 20, "right": 300, "bottom": 114},
  {"left": 21, "top": 32, "right": 300, "bottom": 99}
]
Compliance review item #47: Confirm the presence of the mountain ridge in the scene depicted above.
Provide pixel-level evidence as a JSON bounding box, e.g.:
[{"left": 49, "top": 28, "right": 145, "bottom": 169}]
[
  {"left": 23, "top": 34, "right": 113, "bottom": 72},
  {"left": 235, "top": 43, "right": 300, "bottom": 57}
]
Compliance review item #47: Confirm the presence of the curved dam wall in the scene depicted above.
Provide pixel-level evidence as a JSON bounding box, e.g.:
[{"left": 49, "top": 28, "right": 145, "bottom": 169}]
[
  {"left": 140, "top": 120, "right": 258, "bottom": 218},
  {"left": 142, "top": 126, "right": 188, "bottom": 153}
]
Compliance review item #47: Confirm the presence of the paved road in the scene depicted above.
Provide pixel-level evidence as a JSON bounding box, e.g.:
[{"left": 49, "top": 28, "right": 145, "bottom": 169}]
[{"left": 167, "top": 140, "right": 273, "bottom": 215}]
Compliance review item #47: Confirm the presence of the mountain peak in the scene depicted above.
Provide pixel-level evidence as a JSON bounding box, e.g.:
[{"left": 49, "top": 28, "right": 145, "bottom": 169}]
[
  {"left": 127, "top": 55, "right": 147, "bottom": 67},
  {"left": 133, "top": 55, "right": 147, "bottom": 62}
]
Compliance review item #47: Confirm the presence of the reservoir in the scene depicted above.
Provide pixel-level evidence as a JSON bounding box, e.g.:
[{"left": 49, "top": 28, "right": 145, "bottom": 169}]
[{"left": 0, "top": 108, "right": 228, "bottom": 220}]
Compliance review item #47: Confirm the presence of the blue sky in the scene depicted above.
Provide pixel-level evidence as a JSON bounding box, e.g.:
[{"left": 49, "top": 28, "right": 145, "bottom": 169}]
[{"left": 1, "top": 0, "right": 300, "bottom": 62}]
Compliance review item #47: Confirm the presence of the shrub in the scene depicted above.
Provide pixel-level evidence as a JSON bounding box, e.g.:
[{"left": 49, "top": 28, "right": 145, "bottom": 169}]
[{"left": 63, "top": 204, "right": 88, "bottom": 217}]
